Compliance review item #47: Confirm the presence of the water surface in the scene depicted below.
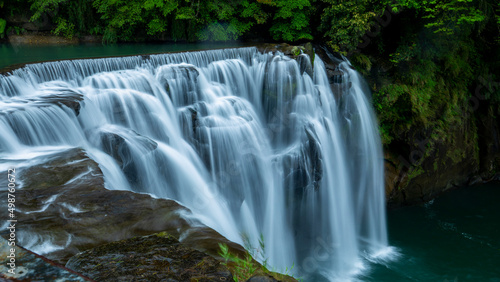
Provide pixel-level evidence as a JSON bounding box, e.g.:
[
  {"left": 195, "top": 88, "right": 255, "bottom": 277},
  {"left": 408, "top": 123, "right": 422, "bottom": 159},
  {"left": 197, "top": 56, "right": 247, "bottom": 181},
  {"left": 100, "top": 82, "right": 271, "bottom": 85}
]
[
  {"left": 365, "top": 184, "right": 500, "bottom": 281},
  {"left": 0, "top": 42, "right": 245, "bottom": 69}
]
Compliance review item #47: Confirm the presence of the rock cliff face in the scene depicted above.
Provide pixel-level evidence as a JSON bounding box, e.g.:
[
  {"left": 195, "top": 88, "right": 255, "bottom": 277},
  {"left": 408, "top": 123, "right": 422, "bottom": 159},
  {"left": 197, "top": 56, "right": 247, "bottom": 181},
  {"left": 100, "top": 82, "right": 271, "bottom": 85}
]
[
  {"left": 314, "top": 45, "right": 500, "bottom": 207},
  {"left": 383, "top": 118, "right": 480, "bottom": 206},
  {"left": 380, "top": 91, "right": 500, "bottom": 207}
]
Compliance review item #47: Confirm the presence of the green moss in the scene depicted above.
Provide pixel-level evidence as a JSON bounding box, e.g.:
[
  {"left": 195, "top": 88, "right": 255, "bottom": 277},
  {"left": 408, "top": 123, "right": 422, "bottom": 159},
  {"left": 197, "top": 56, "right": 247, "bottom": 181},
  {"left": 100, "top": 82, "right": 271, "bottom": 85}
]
[
  {"left": 218, "top": 243, "right": 298, "bottom": 282},
  {"left": 407, "top": 166, "right": 424, "bottom": 182}
]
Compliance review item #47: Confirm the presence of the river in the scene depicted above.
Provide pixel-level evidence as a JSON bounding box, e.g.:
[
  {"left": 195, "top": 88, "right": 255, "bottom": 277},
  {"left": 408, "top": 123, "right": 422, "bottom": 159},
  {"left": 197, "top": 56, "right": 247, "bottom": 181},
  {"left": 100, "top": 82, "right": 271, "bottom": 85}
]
[
  {"left": 366, "top": 183, "right": 500, "bottom": 281},
  {"left": 0, "top": 42, "right": 245, "bottom": 70}
]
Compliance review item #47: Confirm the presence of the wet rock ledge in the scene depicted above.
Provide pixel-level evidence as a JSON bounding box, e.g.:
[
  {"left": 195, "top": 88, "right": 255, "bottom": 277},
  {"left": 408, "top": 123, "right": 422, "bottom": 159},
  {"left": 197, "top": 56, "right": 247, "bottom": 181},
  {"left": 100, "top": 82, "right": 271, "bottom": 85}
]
[{"left": 0, "top": 147, "right": 295, "bottom": 281}]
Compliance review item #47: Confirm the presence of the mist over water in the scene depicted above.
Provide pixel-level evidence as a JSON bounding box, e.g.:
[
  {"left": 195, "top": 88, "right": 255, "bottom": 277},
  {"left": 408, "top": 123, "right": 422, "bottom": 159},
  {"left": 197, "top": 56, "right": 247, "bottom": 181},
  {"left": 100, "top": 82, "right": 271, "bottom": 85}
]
[{"left": 0, "top": 47, "right": 392, "bottom": 280}]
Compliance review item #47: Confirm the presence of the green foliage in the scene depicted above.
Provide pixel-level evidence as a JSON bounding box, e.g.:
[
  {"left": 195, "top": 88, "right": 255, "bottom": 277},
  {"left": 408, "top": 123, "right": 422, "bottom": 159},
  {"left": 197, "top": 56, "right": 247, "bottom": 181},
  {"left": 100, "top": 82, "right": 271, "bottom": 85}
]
[
  {"left": 366, "top": 0, "right": 499, "bottom": 149},
  {"left": 29, "top": 0, "right": 66, "bottom": 22},
  {"left": 263, "top": 0, "right": 313, "bottom": 41},
  {"left": 318, "top": 0, "right": 386, "bottom": 53},
  {"left": 2, "top": 0, "right": 499, "bottom": 47},
  {"left": 241, "top": 233, "right": 269, "bottom": 269},
  {"left": 7, "top": 26, "right": 26, "bottom": 35},
  {"left": 53, "top": 17, "right": 75, "bottom": 38},
  {"left": 28, "top": 0, "right": 98, "bottom": 38},
  {"left": 219, "top": 243, "right": 258, "bottom": 282},
  {"left": 0, "top": 18, "right": 6, "bottom": 39},
  {"left": 195, "top": 0, "right": 261, "bottom": 41},
  {"left": 223, "top": 234, "right": 299, "bottom": 281},
  {"left": 350, "top": 52, "right": 372, "bottom": 72},
  {"left": 93, "top": 0, "right": 178, "bottom": 42},
  {"left": 420, "top": 0, "right": 487, "bottom": 34}
]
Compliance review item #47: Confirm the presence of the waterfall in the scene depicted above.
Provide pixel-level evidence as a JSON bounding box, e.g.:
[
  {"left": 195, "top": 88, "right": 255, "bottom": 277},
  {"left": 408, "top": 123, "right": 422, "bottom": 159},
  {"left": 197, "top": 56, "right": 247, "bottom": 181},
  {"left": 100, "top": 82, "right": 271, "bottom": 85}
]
[{"left": 0, "top": 47, "right": 392, "bottom": 280}]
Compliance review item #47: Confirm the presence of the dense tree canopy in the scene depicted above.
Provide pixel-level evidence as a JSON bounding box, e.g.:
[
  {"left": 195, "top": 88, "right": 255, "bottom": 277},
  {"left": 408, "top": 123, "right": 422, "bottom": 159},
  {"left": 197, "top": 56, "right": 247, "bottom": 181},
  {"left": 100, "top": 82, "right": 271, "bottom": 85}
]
[{"left": 1, "top": 0, "right": 498, "bottom": 47}]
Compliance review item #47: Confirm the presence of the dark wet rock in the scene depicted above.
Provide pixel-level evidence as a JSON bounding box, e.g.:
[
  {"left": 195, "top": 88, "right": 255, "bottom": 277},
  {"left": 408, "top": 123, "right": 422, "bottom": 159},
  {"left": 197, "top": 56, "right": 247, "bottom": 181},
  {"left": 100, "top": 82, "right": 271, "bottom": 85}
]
[
  {"left": 6, "top": 14, "right": 53, "bottom": 32},
  {"left": 0, "top": 146, "right": 257, "bottom": 281},
  {"left": 9, "top": 34, "right": 79, "bottom": 45},
  {"left": 35, "top": 89, "right": 84, "bottom": 115},
  {"left": 284, "top": 168, "right": 310, "bottom": 195},
  {"left": 0, "top": 237, "right": 92, "bottom": 281},
  {"left": 256, "top": 43, "right": 318, "bottom": 80},
  {"left": 66, "top": 230, "right": 297, "bottom": 282},
  {"left": 66, "top": 233, "right": 233, "bottom": 282},
  {"left": 303, "top": 42, "right": 315, "bottom": 65},
  {"left": 247, "top": 275, "right": 279, "bottom": 282},
  {"left": 0, "top": 63, "right": 29, "bottom": 76},
  {"left": 157, "top": 64, "right": 200, "bottom": 107},
  {"left": 0, "top": 88, "right": 84, "bottom": 116},
  {"left": 384, "top": 115, "right": 480, "bottom": 207},
  {"left": 256, "top": 43, "right": 305, "bottom": 59},
  {"left": 313, "top": 45, "right": 353, "bottom": 101},
  {"left": 282, "top": 125, "right": 323, "bottom": 196},
  {"left": 296, "top": 54, "right": 313, "bottom": 78},
  {"left": 178, "top": 106, "right": 200, "bottom": 146},
  {"left": 0, "top": 148, "right": 190, "bottom": 263},
  {"left": 327, "top": 70, "right": 344, "bottom": 84},
  {"left": 95, "top": 128, "right": 158, "bottom": 186}
]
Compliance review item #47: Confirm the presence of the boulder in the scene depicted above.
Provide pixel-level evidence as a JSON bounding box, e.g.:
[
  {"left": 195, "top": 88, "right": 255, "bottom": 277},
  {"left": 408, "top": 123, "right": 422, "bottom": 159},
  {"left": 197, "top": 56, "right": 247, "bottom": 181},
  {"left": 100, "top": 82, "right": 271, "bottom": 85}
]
[
  {"left": 296, "top": 54, "right": 313, "bottom": 78},
  {"left": 95, "top": 127, "right": 158, "bottom": 186}
]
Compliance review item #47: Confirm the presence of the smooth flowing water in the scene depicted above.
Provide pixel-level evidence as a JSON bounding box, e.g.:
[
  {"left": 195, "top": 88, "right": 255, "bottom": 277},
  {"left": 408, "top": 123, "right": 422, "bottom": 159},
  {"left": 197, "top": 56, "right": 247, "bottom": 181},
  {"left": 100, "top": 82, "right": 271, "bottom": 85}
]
[
  {"left": 366, "top": 183, "right": 500, "bottom": 281},
  {"left": 0, "top": 47, "right": 393, "bottom": 280}
]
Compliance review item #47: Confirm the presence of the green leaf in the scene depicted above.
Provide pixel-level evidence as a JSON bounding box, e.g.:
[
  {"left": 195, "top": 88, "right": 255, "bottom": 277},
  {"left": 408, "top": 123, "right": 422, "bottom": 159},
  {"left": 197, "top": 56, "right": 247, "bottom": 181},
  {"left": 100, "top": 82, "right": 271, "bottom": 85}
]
[{"left": 0, "top": 18, "right": 6, "bottom": 38}]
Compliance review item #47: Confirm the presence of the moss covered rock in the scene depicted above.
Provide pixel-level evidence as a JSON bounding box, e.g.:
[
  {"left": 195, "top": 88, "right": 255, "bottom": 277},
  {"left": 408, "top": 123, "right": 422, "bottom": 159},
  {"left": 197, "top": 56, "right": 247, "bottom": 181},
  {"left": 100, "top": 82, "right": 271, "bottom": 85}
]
[
  {"left": 66, "top": 233, "right": 233, "bottom": 282},
  {"left": 0, "top": 237, "right": 91, "bottom": 281}
]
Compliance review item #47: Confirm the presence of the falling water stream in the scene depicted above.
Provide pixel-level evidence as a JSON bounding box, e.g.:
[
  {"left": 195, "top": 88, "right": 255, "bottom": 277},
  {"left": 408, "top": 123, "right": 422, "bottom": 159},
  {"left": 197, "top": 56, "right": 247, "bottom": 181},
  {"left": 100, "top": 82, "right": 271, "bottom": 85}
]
[{"left": 0, "top": 47, "right": 393, "bottom": 281}]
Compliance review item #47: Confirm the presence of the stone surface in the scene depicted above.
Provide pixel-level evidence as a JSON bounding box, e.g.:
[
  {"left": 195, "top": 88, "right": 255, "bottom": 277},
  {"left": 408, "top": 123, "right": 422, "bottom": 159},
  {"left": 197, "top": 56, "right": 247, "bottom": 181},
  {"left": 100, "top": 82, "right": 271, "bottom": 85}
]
[
  {"left": 0, "top": 237, "right": 91, "bottom": 281},
  {"left": 95, "top": 128, "right": 158, "bottom": 186},
  {"left": 383, "top": 114, "right": 481, "bottom": 207},
  {"left": 157, "top": 64, "right": 200, "bottom": 107},
  {"left": 0, "top": 88, "right": 84, "bottom": 116},
  {"left": 0, "top": 147, "right": 273, "bottom": 281},
  {"left": 247, "top": 275, "right": 279, "bottom": 282},
  {"left": 66, "top": 233, "right": 233, "bottom": 282},
  {"left": 0, "top": 148, "right": 190, "bottom": 263},
  {"left": 8, "top": 35, "right": 79, "bottom": 45}
]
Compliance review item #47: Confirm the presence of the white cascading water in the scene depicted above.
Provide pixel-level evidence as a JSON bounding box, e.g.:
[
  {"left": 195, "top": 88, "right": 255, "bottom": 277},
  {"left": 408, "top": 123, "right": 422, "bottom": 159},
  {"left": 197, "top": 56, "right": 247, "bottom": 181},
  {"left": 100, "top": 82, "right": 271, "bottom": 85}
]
[{"left": 0, "top": 47, "right": 392, "bottom": 280}]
